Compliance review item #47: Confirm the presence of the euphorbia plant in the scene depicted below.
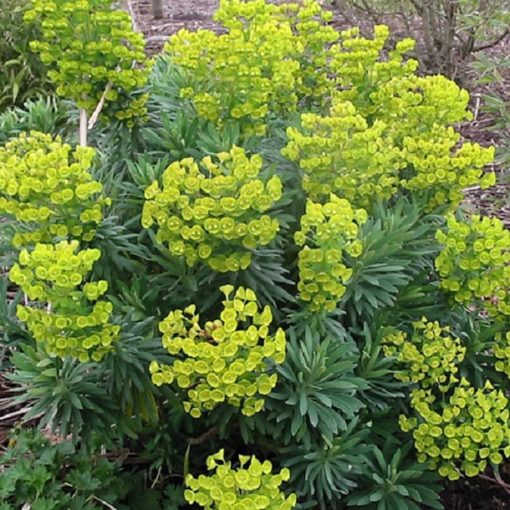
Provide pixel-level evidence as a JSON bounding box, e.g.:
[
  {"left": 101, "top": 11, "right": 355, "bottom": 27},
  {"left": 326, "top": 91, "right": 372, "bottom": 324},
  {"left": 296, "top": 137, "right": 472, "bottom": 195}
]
[
  {"left": 2, "top": 1, "right": 509, "bottom": 508},
  {"left": 24, "top": 0, "right": 150, "bottom": 144}
]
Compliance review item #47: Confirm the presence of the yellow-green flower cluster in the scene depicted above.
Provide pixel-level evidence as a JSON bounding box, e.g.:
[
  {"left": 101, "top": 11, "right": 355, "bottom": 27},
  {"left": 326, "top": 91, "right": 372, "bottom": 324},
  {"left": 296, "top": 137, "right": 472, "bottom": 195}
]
[
  {"left": 400, "top": 380, "right": 510, "bottom": 480},
  {"left": 372, "top": 75, "right": 470, "bottom": 136},
  {"left": 215, "top": 0, "right": 338, "bottom": 101},
  {"left": 294, "top": 194, "right": 367, "bottom": 312},
  {"left": 142, "top": 147, "right": 281, "bottom": 273},
  {"left": 24, "top": 0, "right": 149, "bottom": 125},
  {"left": 165, "top": 0, "right": 337, "bottom": 135},
  {"left": 382, "top": 318, "right": 466, "bottom": 391},
  {"left": 9, "top": 242, "right": 102, "bottom": 302},
  {"left": 329, "top": 26, "right": 465, "bottom": 132},
  {"left": 282, "top": 97, "right": 403, "bottom": 208},
  {"left": 282, "top": 24, "right": 495, "bottom": 212},
  {"left": 0, "top": 131, "right": 107, "bottom": 249},
  {"left": 9, "top": 241, "right": 119, "bottom": 361},
  {"left": 185, "top": 449, "right": 297, "bottom": 510},
  {"left": 435, "top": 214, "right": 510, "bottom": 315},
  {"left": 493, "top": 332, "right": 510, "bottom": 378},
  {"left": 149, "top": 286, "right": 286, "bottom": 418},
  {"left": 367, "top": 74, "right": 494, "bottom": 210},
  {"left": 330, "top": 25, "right": 418, "bottom": 114},
  {"left": 264, "top": 0, "right": 338, "bottom": 100}
]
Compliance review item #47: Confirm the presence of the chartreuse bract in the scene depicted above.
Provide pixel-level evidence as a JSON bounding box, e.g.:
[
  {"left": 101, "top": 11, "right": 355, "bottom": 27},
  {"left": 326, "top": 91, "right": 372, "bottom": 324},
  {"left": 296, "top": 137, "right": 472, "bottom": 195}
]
[
  {"left": 150, "top": 285, "right": 286, "bottom": 418},
  {"left": 24, "top": 0, "right": 150, "bottom": 125},
  {"left": 0, "top": 131, "right": 118, "bottom": 361},
  {"left": 185, "top": 449, "right": 297, "bottom": 509},
  {"left": 142, "top": 147, "right": 282, "bottom": 272}
]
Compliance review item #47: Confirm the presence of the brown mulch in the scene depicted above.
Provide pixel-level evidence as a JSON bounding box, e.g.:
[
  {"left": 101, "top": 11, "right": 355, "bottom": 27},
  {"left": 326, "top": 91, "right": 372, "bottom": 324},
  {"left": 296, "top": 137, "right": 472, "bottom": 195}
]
[
  {"left": 127, "top": 0, "right": 222, "bottom": 54},
  {"left": 442, "top": 475, "right": 510, "bottom": 510}
]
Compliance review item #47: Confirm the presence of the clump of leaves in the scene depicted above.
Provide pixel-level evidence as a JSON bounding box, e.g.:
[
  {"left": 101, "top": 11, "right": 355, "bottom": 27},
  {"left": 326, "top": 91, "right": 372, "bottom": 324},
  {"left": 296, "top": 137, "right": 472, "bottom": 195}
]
[
  {"left": 0, "top": 96, "right": 70, "bottom": 145},
  {"left": 347, "top": 442, "right": 444, "bottom": 510},
  {"left": 0, "top": 428, "right": 185, "bottom": 510},
  {"left": 8, "top": 344, "right": 132, "bottom": 442},
  {"left": 266, "top": 327, "right": 366, "bottom": 447},
  {"left": 0, "top": 0, "right": 51, "bottom": 112},
  {"left": 282, "top": 420, "right": 371, "bottom": 509},
  {"left": 0, "top": 428, "right": 126, "bottom": 509}
]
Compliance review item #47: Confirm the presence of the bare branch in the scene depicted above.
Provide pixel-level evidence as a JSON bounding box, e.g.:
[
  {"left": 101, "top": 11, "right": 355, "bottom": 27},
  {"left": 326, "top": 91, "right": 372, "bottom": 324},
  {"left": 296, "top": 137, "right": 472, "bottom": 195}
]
[
  {"left": 473, "top": 28, "right": 510, "bottom": 52},
  {"left": 88, "top": 496, "right": 118, "bottom": 510},
  {"left": 79, "top": 109, "right": 88, "bottom": 147},
  {"left": 125, "top": 0, "right": 140, "bottom": 33},
  {"left": 88, "top": 81, "right": 113, "bottom": 130},
  {"left": 0, "top": 406, "right": 32, "bottom": 423},
  {"left": 478, "top": 473, "right": 510, "bottom": 495},
  {"left": 188, "top": 427, "right": 218, "bottom": 445}
]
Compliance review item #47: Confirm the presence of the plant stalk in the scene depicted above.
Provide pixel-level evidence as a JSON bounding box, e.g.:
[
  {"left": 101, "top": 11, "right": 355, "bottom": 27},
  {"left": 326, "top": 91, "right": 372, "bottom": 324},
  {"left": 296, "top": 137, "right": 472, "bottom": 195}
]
[{"left": 79, "top": 108, "right": 88, "bottom": 147}]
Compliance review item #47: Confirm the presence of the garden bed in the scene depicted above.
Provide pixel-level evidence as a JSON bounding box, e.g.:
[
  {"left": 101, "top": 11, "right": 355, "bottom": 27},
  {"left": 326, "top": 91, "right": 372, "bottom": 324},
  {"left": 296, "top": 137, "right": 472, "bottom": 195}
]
[{"left": 1, "top": 1, "right": 510, "bottom": 508}]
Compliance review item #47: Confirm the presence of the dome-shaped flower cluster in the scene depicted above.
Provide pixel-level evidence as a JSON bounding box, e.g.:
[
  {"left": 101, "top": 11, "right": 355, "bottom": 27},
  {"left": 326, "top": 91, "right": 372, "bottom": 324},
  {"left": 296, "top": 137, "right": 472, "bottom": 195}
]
[
  {"left": 401, "top": 380, "right": 510, "bottom": 481},
  {"left": 283, "top": 26, "right": 494, "bottom": 212},
  {"left": 383, "top": 318, "right": 466, "bottom": 391},
  {"left": 165, "top": 0, "right": 336, "bottom": 135},
  {"left": 294, "top": 194, "right": 366, "bottom": 312},
  {"left": 24, "top": 0, "right": 149, "bottom": 125},
  {"left": 9, "top": 241, "right": 119, "bottom": 361},
  {"left": 150, "top": 285, "right": 286, "bottom": 417},
  {"left": 0, "top": 131, "right": 107, "bottom": 248},
  {"left": 2, "top": 132, "right": 117, "bottom": 361},
  {"left": 185, "top": 449, "right": 297, "bottom": 509},
  {"left": 142, "top": 147, "right": 281, "bottom": 272},
  {"left": 435, "top": 214, "right": 510, "bottom": 315}
]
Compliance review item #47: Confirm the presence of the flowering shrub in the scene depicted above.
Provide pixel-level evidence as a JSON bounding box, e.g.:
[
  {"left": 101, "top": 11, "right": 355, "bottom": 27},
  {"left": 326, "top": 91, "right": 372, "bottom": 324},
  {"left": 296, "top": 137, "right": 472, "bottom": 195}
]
[
  {"left": 2, "top": 0, "right": 506, "bottom": 508},
  {"left": 185, "top": 449, "right": 297, "bottom": 509}
]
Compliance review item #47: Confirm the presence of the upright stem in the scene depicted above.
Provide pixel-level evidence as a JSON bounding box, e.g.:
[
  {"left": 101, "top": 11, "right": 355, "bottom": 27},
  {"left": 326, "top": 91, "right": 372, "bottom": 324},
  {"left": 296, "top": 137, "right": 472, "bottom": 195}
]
[
  {"left": 79, "top": 108, "right": 88, "bottom": 147},
  {"left": 152, "top": 0, "right": 163, "bottom": 19}
]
